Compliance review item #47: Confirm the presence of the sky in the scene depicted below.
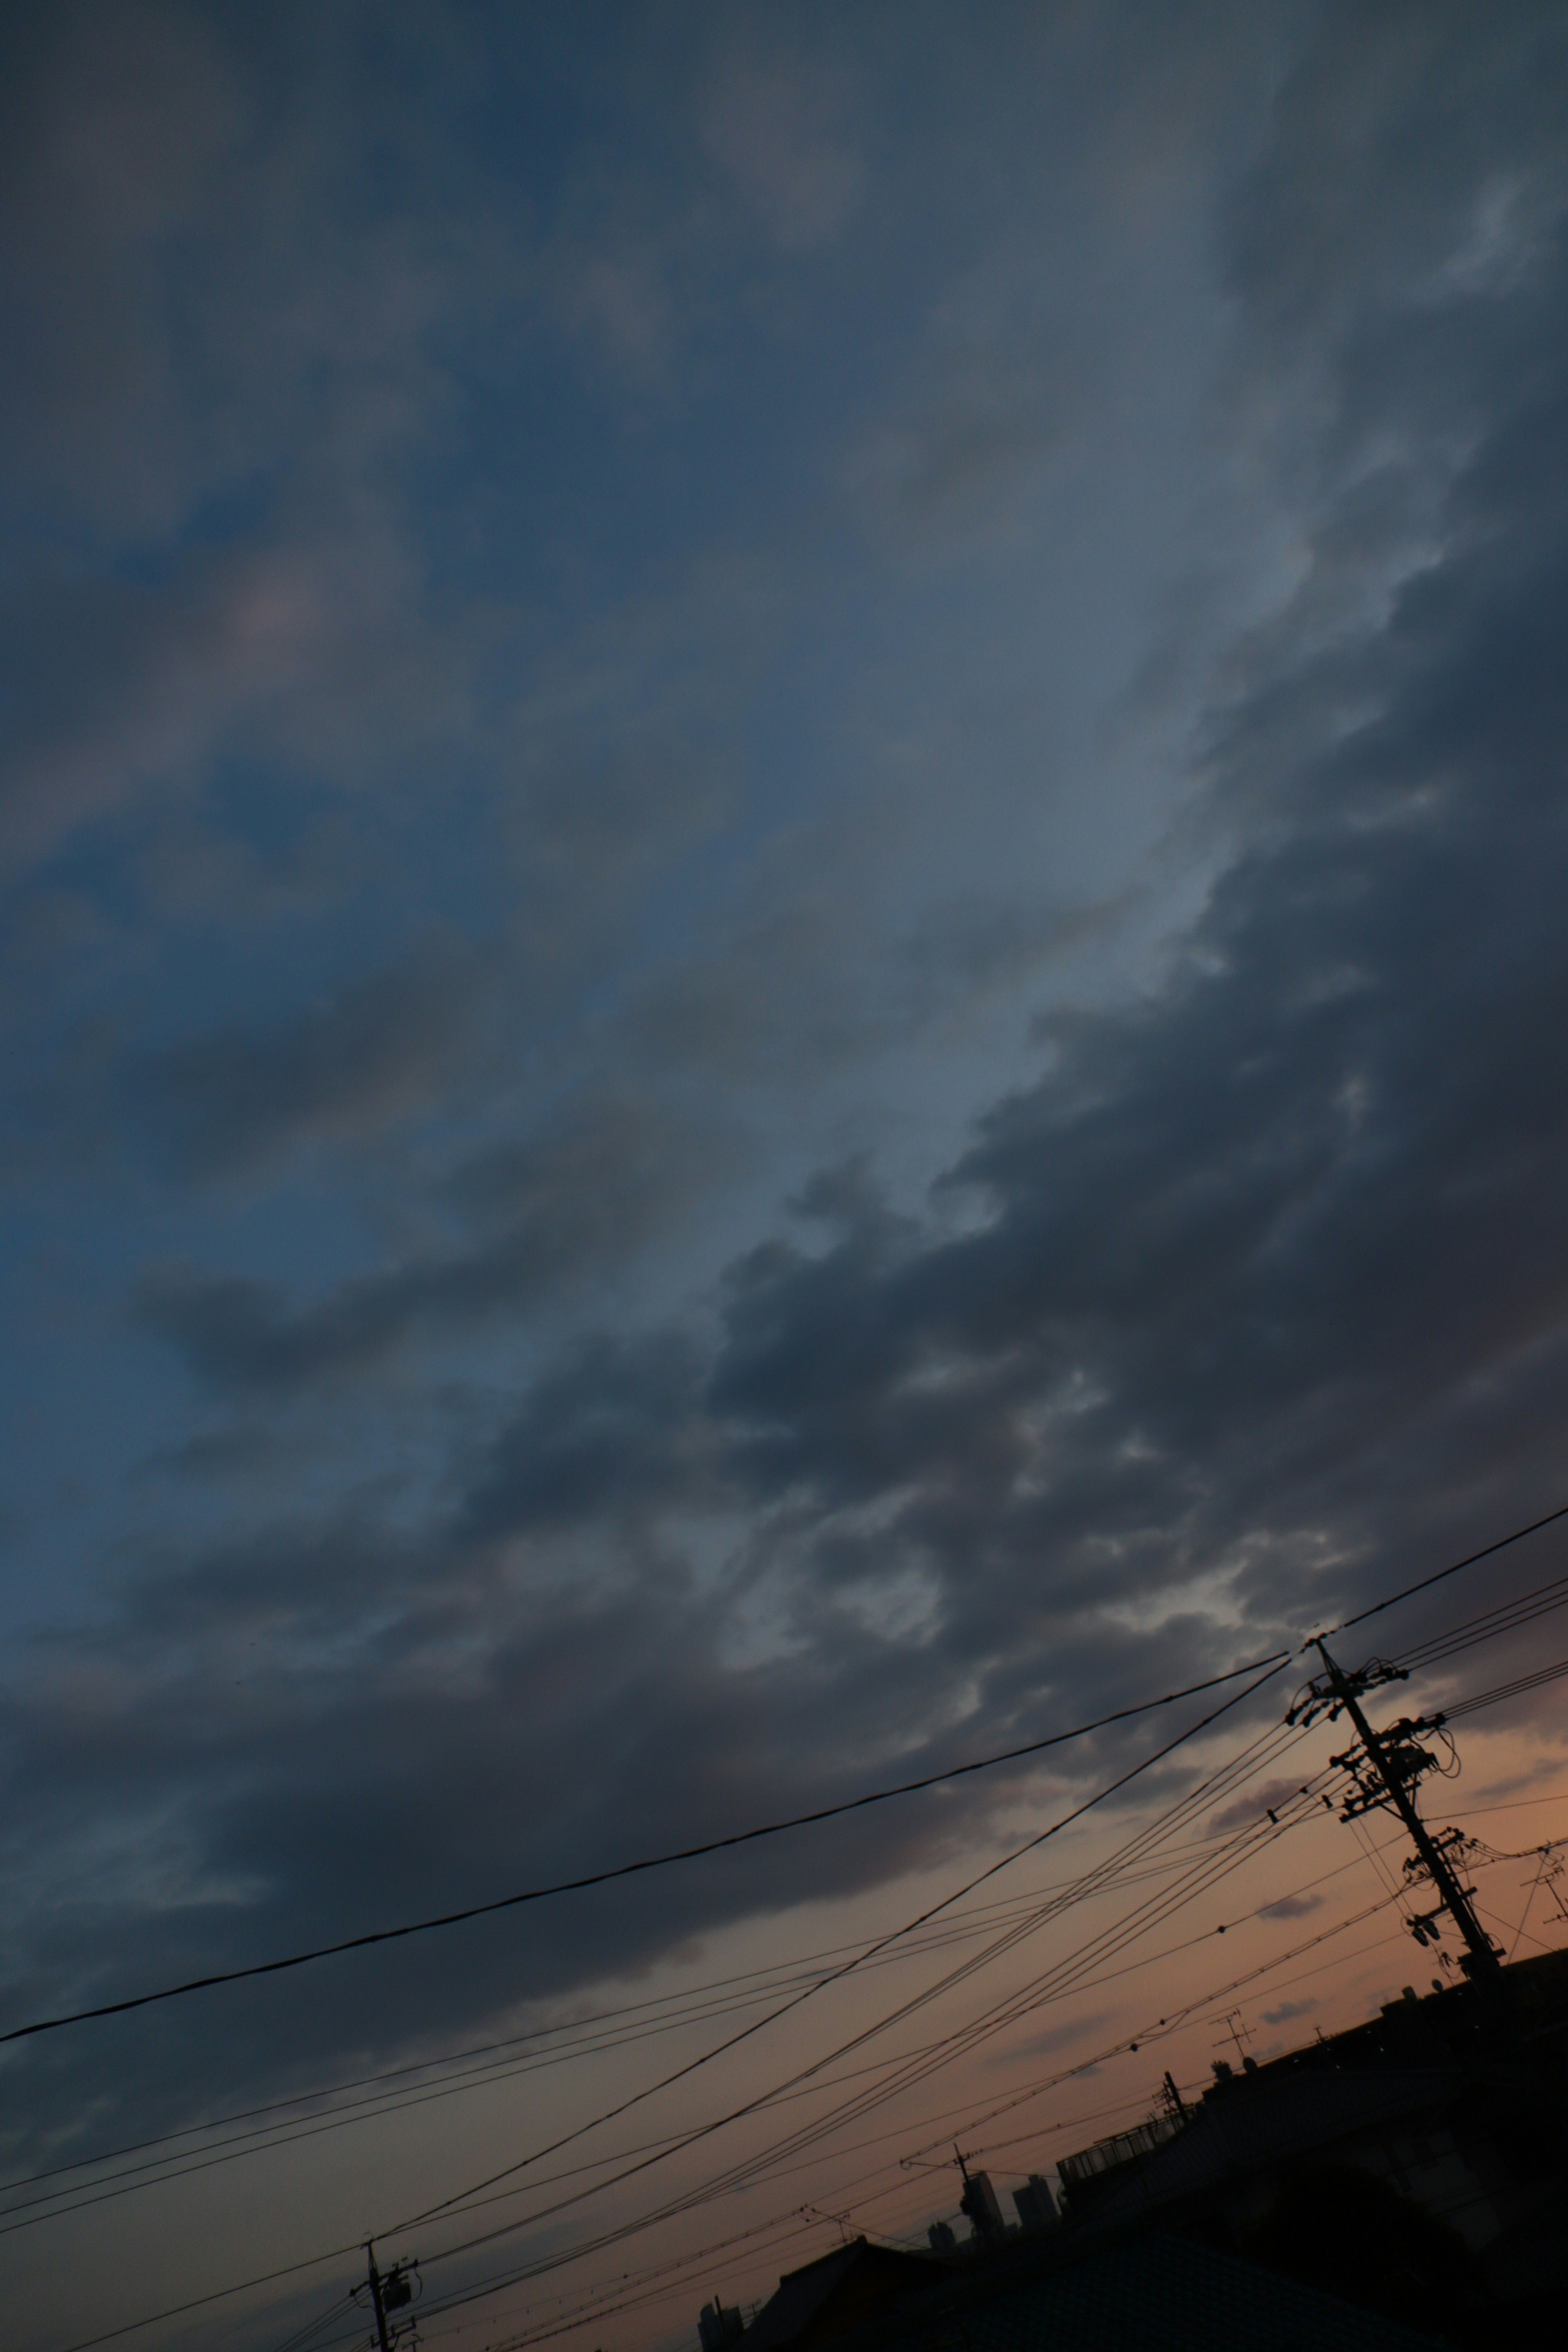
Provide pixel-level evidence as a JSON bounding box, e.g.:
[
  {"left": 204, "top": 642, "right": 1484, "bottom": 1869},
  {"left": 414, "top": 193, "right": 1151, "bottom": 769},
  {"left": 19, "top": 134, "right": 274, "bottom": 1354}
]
[{"left": 4, "top": 2, "right": 1568, "bottom": 2348}]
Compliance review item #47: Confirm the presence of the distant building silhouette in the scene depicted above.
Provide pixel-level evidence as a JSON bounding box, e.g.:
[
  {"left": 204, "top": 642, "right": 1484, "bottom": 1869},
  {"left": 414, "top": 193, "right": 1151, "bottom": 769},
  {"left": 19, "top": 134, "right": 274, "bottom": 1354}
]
[
  {"left": 957, "top": 2164, "right": 1005, "bottom": 2242},
  {"left": 698, "top": 2297, "right": 745, "bottom": 2352},
  {"left": 1011, "top": 2174, "right": 1058, "bottom": 2233},
  {"left": 735, "top": 2237, "right": 935, "bottom": 2352}
]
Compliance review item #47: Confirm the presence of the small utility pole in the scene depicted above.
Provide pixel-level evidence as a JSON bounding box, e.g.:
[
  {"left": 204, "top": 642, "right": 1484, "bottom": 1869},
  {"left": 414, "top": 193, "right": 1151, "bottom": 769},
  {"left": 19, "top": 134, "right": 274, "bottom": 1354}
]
[
  {"left": 366, "top": 2244, "right": 392, "bottom": 2352},
  {"left": 1307, "top": 1641, "right": 1501, "bottom": 1987}
]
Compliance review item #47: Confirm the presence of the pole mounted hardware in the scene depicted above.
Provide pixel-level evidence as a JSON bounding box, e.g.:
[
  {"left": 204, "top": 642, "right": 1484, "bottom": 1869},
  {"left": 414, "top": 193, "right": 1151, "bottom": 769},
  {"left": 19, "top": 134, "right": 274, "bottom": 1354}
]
[
  {"left": 1294, "top": 1642, "right": 1503, "bottom": 1987},
  {"left": 365, "top": 2244, "right": 420, "bottom": 2352}
]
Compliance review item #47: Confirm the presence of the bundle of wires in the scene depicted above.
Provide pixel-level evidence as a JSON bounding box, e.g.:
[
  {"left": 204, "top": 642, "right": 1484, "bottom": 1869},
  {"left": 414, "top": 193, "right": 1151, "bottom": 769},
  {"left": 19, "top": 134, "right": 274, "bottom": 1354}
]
[{"left": 35, "top": 1519, "right": 1568, "bottom": 2352}]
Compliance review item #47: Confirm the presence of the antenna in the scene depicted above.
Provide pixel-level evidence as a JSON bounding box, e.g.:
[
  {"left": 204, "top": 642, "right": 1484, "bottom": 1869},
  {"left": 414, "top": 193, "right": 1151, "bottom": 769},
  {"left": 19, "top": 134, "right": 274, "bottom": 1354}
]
[{"left": 1212, "top": 2011, "right": 1252, "bottom": 2065}]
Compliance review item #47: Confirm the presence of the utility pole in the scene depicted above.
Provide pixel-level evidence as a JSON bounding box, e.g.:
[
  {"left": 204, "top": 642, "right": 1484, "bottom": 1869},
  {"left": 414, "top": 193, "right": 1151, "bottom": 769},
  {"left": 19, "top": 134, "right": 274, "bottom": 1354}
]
[
  {"left": 366, "top": 2244, "right": 392, "bottom": 2352},
  {"left": 1299, "top": 1641, "right": 1502, "bottom": 1988}
]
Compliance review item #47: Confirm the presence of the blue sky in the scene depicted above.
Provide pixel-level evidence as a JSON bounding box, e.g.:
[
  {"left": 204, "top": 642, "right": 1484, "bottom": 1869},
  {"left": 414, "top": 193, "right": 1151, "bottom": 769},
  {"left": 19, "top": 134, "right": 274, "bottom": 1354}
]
[{"left": 4, "top": 5, "right": 1568, "bottom": 2348}]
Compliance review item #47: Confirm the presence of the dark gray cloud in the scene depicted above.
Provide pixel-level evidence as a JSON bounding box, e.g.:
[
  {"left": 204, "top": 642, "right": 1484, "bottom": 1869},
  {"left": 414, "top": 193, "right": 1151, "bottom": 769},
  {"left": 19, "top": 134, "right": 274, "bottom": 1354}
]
[
  {"left": 138, "top": 946, "right": 485, "bottom": 1176},
  {"left": 31, "top": 225, "right": 1568, "bottom": 2176},
  {"left": 1258, "top": 1895, "right": 1325, "bottom": 1925},
  {"left": 135, "top": 1092, "right": 725, "bottom": 1387},
  {"left": 1260, "top": 1996, "right": 1317, "bottom": 2026}
]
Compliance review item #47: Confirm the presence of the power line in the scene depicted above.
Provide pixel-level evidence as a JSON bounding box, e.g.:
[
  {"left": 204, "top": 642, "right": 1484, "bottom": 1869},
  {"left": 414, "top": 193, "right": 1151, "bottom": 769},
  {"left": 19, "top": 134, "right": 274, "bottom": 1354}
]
[
  {"left": 2, "top": 1843, "right": 1297, "bottom": 2236},
  {"left": 472, "top": 1896, "right": 1419, "bottom": 2352},
  {"left": 487, "top": 1900, "right": 1427, "bottom": 2352},
  {"left": 82, "top": 1699, "right": 1536, "bottom": 2352},
  {"left": 46, "top": 1663, "right": 1290, "bottom": 2352},
  {"left": 0, "top": 1651, "right": 1286, "bottom": 2049},
  {"left": 448, "top": 1853, "right": 1457, "bottom": 2352},
  {"left": 428, "top": 1753, "right": 1568, "bottom": 2349},
  {"left": 20, "top": 1504, "right": 1568, "bottom": 2056},
  {"left": 31, "top": 1789, "right": 1379, "bottom": 2249},
  {"left": 1442, "top": 1652, "right": 1568, "bottom": 1718},
  {"left": 408, "top": 1878, "right": 1408, "bottom": 2349},
  {"left": 45, "top": 2243, "right": 364, "bottom": 2352},
  {"left": 1395, "top": 1570, "right": 1568, "bottom": 1668},
  {"left": 356, "top": 1633, "right": 1568, "bottom": 2327},
  {"left": 390, "top": 1661, "right": 1292, "bottom": 2245},
  {"left": 1327, "top": 1499, "right": 1568, "bottom": 1638},
  {"left": 64, "top": 1755, "right": 1331, "bottom": 2346},
  {"left": 46, "top": 1533, "right": 1568, "bottom": 2352},
  {"left": 351, "top": 1711, "right": 1315, "bottom": 2332},
  {"left": 251, "top": 1708, "right": 1300, "bottom": 2345}
]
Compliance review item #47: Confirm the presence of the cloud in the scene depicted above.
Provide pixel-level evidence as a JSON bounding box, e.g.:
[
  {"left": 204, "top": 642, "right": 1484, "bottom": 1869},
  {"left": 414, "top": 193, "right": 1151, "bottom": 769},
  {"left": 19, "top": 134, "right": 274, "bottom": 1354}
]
[
  {"left": 0, "top": 6, "right": 535, "bottom": 889},
  {"left": 139, "top": 946, "right": 484, "bottom": 1177},
  {"left": 134, "top": 1091, "right": 725, "bottom": 1388},
  {"left": 0, "top": 0, "right": 247, "bottom": 534},
  {"left": 1257, "top": 1892, "right": 1325, "bottom": 1924},
  {"left": 401, "top": 60, "right": 1568, "bottom": 1734},
  {"left": 699, "top": 41, "right": 864, "bottom": 252},
  {"left": 1002, "top": 2011, "right": 1114, "bottom": 2065},
  {"left": 1261, "top": 1997, "right": 1316, "bottom": 2027},
  {"left": 1210, "top": 1780, "right": 1304, "bottom": 1837}
]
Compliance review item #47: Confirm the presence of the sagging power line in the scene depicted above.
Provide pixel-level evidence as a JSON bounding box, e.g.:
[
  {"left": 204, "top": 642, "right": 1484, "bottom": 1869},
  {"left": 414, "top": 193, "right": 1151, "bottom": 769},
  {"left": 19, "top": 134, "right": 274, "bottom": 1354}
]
[
  {"left": 0, "top": 1652, "right": 1287, "bottom": 2049},
  {"left": 347, "top": 1637, "right": 1567, "bottom": 2341},
  {"left": 18, "top": 1499, "right": 1568, "bottom": 2054},
  {"left": 44, "top": 1511, "right": 1568, "bottom": 2352}
]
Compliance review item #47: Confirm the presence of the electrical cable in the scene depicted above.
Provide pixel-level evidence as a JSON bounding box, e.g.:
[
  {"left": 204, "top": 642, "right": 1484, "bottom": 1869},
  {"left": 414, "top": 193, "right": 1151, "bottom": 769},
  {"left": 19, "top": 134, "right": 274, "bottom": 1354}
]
[
  {"left": 1327, "top": 1500, "right": 1568, "bottom": 1637},
  {"left": 694, "top": 1764, "right": 1327, "bottom": 2197},
  {"left": 4, "top": 1781, "right": 1340, "bottom": 2244},
  {"left": 474, "top": 1898, "right": 1417, "bottom": 2352},
  {"left": 389, "top": 1660, "right": 1292, "bottom": 2245},
  {"left": 371, "top": 1722, "right": 1325, "bottom": 2323},
  {"left": 51, "top": 1547, "right": 1568, "bottom": 2352},
  {"left": 430, "top": 1796, "right": 1564, "bottom": 2349},
  {"left": 24, "top": 1849, "right": 1499, "bottom": 2352},
  {"left": 304, "top": 1789, "right": 1364, "bottom": 2279},
  {"left": 45, "top": 1668, "right": 1290, "bottom": 2352},
  {"left": 0, "top": 1835, "right": 1287, "bottom": 2224},
  {"left": 43, "top": 2241, "right": 366, "bottom": 2352},
  {"left": 1394, "top": 1570, "right": 1568, "bottom": 1669},
  {"left": 0, "top": 1650, "right": 1287, "bottom": 2050},
  {"left": 267, "top": 1791, "right": 1319, "bottom": 2341},
  {"left": 310, "top": 1721, "right": 1315, "bottom": 2340},
  {"left": 364, "top": 1737, "right": 1480, "bottom": 2333},
  {"left": 479, "top": 1874, "right": 1424, "bottom": 2352},
  {"left": 1441, "top": 1653, "right": 1568, "bottom": 1718},
  {"left": 330, "top": 1866, "right": 1417, "bottom": 2352},
  {"left": 1508, "top": 1856, "right": 1547, "bottom": 1962},
  {"left": 412, "top": 1881, "right": 1409, "bottom": 2350}
]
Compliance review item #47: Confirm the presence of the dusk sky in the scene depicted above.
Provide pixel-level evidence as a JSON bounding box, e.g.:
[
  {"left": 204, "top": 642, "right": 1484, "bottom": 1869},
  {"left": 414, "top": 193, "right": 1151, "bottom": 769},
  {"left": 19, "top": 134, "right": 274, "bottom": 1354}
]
[{"left": 5, "top": 7, "right": 1568, "bottom": 2350}]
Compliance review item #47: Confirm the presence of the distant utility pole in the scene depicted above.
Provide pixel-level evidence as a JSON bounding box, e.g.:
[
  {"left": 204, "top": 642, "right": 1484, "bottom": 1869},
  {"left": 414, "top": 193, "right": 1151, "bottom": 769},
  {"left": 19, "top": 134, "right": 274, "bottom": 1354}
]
[
  {"left": 1291, "top": 1641, "right": 1502, "bottom": 1987},
  {"left": 1160, "top": 2069, "right": 1189, "bottom": 2124},
  {"left": 365, "top": 2243, "right": 415, "bottom": 2352},
  {"left": 366, "top": 2244, "right": 392, "bottom": 2352},
  {"left": 1545, "top": 1854, "right": 1568, "bottom": 1927}
]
